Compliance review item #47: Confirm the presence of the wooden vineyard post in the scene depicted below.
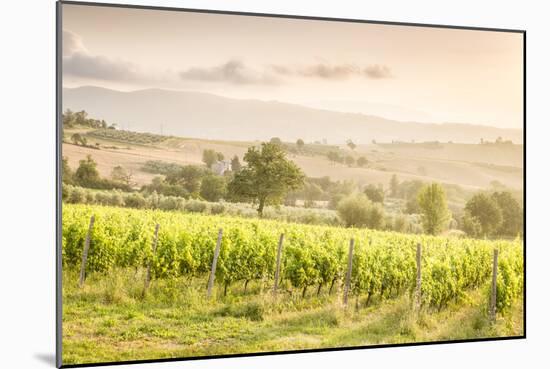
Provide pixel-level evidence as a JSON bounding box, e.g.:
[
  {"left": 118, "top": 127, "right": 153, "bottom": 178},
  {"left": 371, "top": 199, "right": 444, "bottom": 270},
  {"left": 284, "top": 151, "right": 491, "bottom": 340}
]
[
  {"left": 145, "top": 223, "right": 160, "bottom": 290},
  {"left": 490, "top": 249, "right": 499, "bottom": 322},
  {"left": 273, "top": 233, "right": 285, "bottom": 297},
  {"left": 79, "top": 215, "right": 95, "bottom": 287},
  {"left": 343, "top": 238, "right": 354, "bottom": 306},
  {"left": 207, "top": 228, "right": 223, "bottom": 298},
  {"left": 415, "top": 243, "right": 422, "bottom": 310}
]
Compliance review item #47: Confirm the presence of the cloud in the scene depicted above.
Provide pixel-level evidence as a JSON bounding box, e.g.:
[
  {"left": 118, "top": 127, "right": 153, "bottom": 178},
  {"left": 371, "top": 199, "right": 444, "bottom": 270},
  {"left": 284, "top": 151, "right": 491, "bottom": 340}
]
[
  {"left": 62, "top": 29, "right": 149, "bottom": 82},
  {"left": 295, "top": 63, "right": 360, "bottom": 79},
  {"left": 62, "top": 29, "right": 392, "bottom": 86},
  {"left": 179, "top": 60, "right": 393, "bottom": 85},
  {"left": 62, "top": 30, "right": 87, "bottom": 56},
  {"left": 179, "top": 60, "right": 279, "bottom": 85},
  {"left": 270, "top": 63, "right": 393, "bottom": 80},
  {"left": 64, "top": 52, "right": 143, "bottom": 81},
  {"left": 363, "top": 64, "right": 392, "bottom": 79}
]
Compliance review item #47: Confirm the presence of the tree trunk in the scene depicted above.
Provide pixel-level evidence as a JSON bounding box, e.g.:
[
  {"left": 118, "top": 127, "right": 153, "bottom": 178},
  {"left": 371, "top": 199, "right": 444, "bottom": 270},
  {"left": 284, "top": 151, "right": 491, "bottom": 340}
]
[
  {"left": 317, "top": 283, "right": 323, "bottom": 296},
  {"left": 257, "top": 198, "right": 266, "bottom": 217},
  {"left": 302, "top": 285, "right": 308, "bottom": 298},
  {"left": 244, "top": 279, "right": 249, "bottom": 293},
  {"left": 328, "top": 277, "right": 336, "bottom": 295},
  {"left": 224, "top": 282, "right": 229, "bottom": 297}
]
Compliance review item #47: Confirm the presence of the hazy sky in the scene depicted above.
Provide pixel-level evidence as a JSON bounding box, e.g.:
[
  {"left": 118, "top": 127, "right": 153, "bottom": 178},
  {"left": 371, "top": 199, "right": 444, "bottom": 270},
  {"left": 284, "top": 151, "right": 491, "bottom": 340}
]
[{"left": 62, "top": 4, "right": 523, "bottom": 129}]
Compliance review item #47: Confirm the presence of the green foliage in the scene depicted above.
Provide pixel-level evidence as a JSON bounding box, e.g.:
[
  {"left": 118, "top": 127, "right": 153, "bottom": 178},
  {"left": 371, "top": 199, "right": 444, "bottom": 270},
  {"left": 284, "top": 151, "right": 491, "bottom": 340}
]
[
  {"left": 230, "top": 155, "right": 242, "bottom": 172},
  {"left": 492, "top": 192, "right": 523, "bottom": 237},
  {"left": 200, "top": 175, "right": 227, "bottom": 202},
  {"left": 356, "top": 156, "right": 368, "bottom": 167},
  {"left": 62, "top": 204, "right": 523, "bottom": 313},
  {"left": 165, "top": 165, "right": 207, "bottom": 195},
  {"left": 111, "top": 166, "right": 133, "bottom": 186},
  {"left": 73, "top": 155, "right": 131, "bottom": 191},
  {"left": 303, "top": 183, "right": 323, "bottom": 208},
  {"left": 364, "top": 184, "right": 384, "bottom": 203},
  {"left": 326, "top": 151, "right": 344, "bottom": 164},
  {"left": 74, "top": 155, "right": 101, "bottom": 185},
  {"left": 141, "top": 160, "right": 184, "bottom": 176},
  {"left": 202, "top": 149, "right": 219, "bottom": 169},
  {"left": 405, "top": 197, "right": 420, "bottom": 214},
  {"left": 464, "top": 193, "right": 503, "bottom": 237},
  {"left": 417, "top": 183, "right": 451, "bottom": 235},
  {"left": 462, "top": 213, "right": 483, "bottom": 238},
  {"left": 63, "top": 109, "right": 107, "bottom": 129},
  {"left": 86, "top": 128, "right": 168, "bottom": 145},
  {"left": 228, "top": 142, "right": 305, "bottom": 216},
  {"left": 141, "top": 177, "right": 189, "bottom": 198},
  {"left": 184, "top": 200, "right": 208, "bottom": 213},
  {"left": 337, "top": 193, "right": 384, "bottom": 229},
  {"left": 390, "top": 174, "right": 399, "bottom": 197},
  {"left": 70, "top": 133, "right": 87, "bottom": 146},
  {"left": 62, "top": 156, "right": 74, "bottom": 185},
  {"left": 495, "top": 246, "right": 523, "bottom": 313}
]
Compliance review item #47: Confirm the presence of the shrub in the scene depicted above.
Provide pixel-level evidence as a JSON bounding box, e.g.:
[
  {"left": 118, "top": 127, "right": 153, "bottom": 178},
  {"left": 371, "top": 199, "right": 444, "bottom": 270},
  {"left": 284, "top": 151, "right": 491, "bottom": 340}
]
[
  {"left": 109, "top": 192, "right": 124, "bottom": 207},
  {"left": 210, "top": 203, "right": 226, "bottom": 215},
  {"left": 337, "top": 193, "right": 385, "bottom": 229},
  {"left": 158, "top": 196, "right": 184, "bottom": 211},
  {"left": 123, "top": 193, "right": 148, "bottom": 208},
  {"left": 68, "top": 187, "right": 86, "bottom": 204},
  {"left": 184, "top": 200, "right": 207, "bottom": 213}
]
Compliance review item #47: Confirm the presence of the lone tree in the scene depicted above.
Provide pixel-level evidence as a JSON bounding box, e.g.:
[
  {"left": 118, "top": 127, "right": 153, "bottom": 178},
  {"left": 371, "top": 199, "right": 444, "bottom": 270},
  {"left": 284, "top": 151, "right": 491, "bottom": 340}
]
[
  {"left": 346, "top": 139, "right": 356, "bottom": 150},
  {"left": 417, "top": 183, "right": 451, "bottom": 235},
  {"left": 356, "top": 156, "right": 368, "bottom": 167},
  {"left": 296, "top": 138, "right": 305, "bottom": 151},
  {"left": 464, "top": 193, "right": 503, "bottom": 238},
  {"left": 202, "top": 149, "right": 218, "bottom": 168},
  {"left": 74, "top": 155, "right": 100, "bottom": 187},
  {"left": 364, "top": 184, "right": 384, "bottom": 203},
  {"left": 228, "top": 142, "right": 304, "bottom": 216},
  {"left": 111, "top": 165, "right": 133, "bottom": 186},
  {"left": 70, "top": 133, "right": 87, "bottom": 146}
]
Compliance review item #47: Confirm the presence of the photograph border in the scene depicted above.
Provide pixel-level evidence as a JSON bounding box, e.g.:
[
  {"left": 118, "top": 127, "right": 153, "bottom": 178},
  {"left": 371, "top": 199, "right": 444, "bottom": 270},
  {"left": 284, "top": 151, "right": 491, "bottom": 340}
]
[{"left": 55, "top": 1, "right": 527, "bottom": 367}]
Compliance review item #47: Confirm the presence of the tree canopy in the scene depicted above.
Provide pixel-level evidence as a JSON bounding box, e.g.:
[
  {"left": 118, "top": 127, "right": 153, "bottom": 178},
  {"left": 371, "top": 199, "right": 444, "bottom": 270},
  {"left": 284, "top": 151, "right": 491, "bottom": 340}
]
[
  {"left": 464, "top": 193, "right": 503, "bottom": 237},
  {"left": 364, "top": 184, "right": 384, "bottom": 203},
  {"left": 337, "top": 193, "right": 384, "bottom": 229},
  {"left": 417, "top": 183, "right": 451, "bottom": 235},
  {"left": 227, "top": 142, "right": 305, "bottom": 216}
]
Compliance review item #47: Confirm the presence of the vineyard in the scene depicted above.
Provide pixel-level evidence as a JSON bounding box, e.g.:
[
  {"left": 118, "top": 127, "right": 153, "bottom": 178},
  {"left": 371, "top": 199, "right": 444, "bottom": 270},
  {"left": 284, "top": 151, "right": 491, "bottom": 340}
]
[
  {"left": 62, "top": 204, "right": 523, "bottom": 313},
  {"left": 86, "top": 129, "right": 169, "bottom": 145}
]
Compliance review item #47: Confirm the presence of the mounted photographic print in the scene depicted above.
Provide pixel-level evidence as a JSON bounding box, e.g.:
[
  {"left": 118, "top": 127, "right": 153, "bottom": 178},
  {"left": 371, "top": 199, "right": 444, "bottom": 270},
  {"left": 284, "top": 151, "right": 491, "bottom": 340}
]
[{"left": 56, "top": 1, "right": 525, "bottom": 367}]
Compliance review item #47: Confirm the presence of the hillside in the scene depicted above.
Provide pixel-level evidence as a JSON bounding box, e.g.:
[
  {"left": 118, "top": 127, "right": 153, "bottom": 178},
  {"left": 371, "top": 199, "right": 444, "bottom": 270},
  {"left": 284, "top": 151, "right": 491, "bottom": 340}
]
[
  {"left": 62, "top": 126, "right": 523, "bottom": 193},
  {"left": 63, "top": 86, "right": 523, "bottom": 144}
]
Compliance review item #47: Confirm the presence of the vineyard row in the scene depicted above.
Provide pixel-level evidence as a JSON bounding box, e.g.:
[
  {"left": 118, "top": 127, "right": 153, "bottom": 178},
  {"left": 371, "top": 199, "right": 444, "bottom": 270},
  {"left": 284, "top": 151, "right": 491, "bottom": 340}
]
[{"left": 62, "top": 205, "right": 524, "bottom": 313}]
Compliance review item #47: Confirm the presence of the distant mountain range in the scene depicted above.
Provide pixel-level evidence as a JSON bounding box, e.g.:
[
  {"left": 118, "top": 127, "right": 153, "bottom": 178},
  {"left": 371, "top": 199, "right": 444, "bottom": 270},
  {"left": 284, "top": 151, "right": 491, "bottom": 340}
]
[{"left": 63, "top": 86, "right": 523, "bottom": 144}]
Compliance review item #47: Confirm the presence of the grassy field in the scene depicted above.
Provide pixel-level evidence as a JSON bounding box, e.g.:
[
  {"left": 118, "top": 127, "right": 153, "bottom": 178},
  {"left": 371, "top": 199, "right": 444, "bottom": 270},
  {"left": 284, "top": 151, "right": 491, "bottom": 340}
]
[
  {"left": 63, "top": 127, "right": 524, "bottom": 192},
  {"left": 62, "top": 268, "right": 523, "bottom": 365}
]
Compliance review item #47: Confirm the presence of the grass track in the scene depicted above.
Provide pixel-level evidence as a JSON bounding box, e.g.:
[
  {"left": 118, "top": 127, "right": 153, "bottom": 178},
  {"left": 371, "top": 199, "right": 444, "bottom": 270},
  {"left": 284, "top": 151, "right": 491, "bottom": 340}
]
[{"left": 62, "top": 268, "right": 523, "bottom": 365}]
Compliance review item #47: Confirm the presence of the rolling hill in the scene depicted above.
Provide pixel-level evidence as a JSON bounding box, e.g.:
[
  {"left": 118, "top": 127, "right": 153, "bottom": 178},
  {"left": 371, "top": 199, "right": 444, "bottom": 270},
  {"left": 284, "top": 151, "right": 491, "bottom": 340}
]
[{"left": 63, "top": 86, "right": 523, "bottom": 144}]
